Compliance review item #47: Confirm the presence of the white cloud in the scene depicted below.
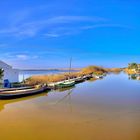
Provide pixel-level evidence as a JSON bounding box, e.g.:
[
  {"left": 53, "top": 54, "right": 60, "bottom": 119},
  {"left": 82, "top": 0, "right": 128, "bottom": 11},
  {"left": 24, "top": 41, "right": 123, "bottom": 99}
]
[
  {"left": 16, "top": 54, "right": 39, "bottom": 60},
  {"left": 46, "top": 16, "right": 106, "bottom": 24},
  {"left": 80, "top": 24, "right": 132, "bottom": 30},
  {"left": 45, "top": 33, "right": 60, "bottom": 38},
  {"left": 0, "top": 52, "right": 39, "bottom": 61},
  {"left": 16, "top": 54, "right": 29, "bottom": 60}
]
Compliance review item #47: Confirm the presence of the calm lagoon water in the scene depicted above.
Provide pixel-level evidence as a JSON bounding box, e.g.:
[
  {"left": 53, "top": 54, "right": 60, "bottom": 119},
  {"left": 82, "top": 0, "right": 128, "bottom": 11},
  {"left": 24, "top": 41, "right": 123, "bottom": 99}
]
[{"left": 0, "top": 72, "right": 140, "bottom": 140}]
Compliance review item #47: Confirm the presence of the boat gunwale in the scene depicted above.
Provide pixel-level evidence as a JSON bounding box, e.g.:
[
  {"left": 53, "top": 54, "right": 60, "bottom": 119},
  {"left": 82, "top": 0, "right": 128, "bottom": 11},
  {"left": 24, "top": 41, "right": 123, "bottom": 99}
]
[
  {"left": 0, "top": 86, "right": 35, "bottom": 92},
  {"left": 0, "top": 85, "right": 50, "bottom": 99}
]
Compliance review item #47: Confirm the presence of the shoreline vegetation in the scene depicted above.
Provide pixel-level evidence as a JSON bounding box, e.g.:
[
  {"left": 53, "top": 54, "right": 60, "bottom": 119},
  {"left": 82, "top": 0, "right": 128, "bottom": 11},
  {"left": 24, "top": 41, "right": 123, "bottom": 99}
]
[
  {"left": 1, "top": 64, "right": 140, "bottom": 99},
  {"left": 2, "top": 63, "right": 140, "bottom": 87},
  {"left": 124, "top": 63, "right": 140, "bottom": 75},
  {"left": 25, "top": 66, "right": 122, "bottom": 85}
]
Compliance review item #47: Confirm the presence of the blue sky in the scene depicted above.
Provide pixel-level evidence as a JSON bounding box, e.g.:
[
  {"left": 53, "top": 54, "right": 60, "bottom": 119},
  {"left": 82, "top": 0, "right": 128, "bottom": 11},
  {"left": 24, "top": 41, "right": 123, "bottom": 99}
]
[{"left": 0, "top": 0, "right": 140, "bottom": 69}]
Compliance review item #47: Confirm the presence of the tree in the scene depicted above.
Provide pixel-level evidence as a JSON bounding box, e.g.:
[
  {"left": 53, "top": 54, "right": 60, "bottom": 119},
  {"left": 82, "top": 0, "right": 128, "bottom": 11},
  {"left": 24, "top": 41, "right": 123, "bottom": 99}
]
[
  {"left": 128, "top": 63, "right": 138, "bottom": 70},
  {"left": 0, "top": 68, "right": 4, "bottom": 81}
]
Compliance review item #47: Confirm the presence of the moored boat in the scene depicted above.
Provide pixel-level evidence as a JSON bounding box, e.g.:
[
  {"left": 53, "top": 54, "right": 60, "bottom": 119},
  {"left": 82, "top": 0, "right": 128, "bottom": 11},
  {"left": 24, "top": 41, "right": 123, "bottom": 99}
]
[
  {"left": 0, "top": 86, "right": 35, "bottom": 92},
  {"left": 48, "top": 81, "right": 64, "bottom": 87},
  {"left": 93, "top": 75, "right": 104, "bottom": 79},
  {"left": 56, "top": 81, "right": 75, "bottom": 88},
  {"left": 83, "top": 75, "right": 92, "bottom": 80},
  {"left": 0, "top": 84, "right": 50, "bottom": 100},
  {"left": 74, "top": 77, "right": 84, "bottom": 83},
  {"left": 55, "top": 57, "right": 75, "bottom": 88}
]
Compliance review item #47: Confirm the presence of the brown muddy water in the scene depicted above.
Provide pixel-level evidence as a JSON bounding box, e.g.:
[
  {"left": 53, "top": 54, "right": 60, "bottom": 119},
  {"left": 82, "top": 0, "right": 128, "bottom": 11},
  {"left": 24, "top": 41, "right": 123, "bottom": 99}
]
[{"left": 0, "top": 73, "right": 140, "bottom": 140}]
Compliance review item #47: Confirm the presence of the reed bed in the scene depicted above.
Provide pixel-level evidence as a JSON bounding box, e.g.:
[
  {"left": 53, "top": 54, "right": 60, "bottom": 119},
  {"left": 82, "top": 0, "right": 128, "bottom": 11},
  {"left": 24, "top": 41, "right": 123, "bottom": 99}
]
[
  {"left": 81, "top": 66, "right": 107, "bottom": 75},
  {"left": 106, "top": 68, "right": 122, "bottom": 73},
  {"left": 26, "top": 72, "right": 81, "bottom": 85},
  {"left": 25, "top": 65, "right": 121, "bottom": 84}
]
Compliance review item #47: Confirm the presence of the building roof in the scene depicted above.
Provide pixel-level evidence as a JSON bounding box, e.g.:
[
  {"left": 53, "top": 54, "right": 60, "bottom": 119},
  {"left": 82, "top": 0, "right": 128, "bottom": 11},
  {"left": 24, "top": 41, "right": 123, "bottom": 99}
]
[{"left": 0, "top": 60, "right": 12, "bottom": 69}]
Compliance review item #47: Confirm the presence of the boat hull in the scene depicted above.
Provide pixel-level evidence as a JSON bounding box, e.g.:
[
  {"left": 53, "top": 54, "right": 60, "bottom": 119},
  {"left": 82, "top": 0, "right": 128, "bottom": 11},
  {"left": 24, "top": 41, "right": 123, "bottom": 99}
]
[
  {"left": 75, "top": 78, "right": 84, "bottom": 84},
  {"left": 83, "top": 75, "right": 92, "bottom": 80},
  {"left": 0, "top": 86, "right": 50, "bottom": 100},
  {"left": 56, "top": 81, "right": 75, "bottom": 88},
  {"left": 0, "top": 86, "right": 35, "bottom": 92}
]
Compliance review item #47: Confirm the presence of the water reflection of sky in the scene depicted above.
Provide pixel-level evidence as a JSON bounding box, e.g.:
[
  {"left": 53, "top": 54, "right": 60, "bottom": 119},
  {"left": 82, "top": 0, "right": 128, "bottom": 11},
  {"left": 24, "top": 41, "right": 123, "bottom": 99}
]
[
  {"left": 0, "top": 72, "right": 140, "bottom": 140},
  {"left": 17, "top": 72, "right": 140, "bottom": 111}
]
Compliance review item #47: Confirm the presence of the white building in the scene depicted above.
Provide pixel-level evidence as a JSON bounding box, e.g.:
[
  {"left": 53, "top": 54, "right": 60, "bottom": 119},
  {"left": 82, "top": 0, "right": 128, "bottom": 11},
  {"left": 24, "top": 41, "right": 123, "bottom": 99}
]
[{"left": 0, "top": 60, "right": 19, "bottom": 83}]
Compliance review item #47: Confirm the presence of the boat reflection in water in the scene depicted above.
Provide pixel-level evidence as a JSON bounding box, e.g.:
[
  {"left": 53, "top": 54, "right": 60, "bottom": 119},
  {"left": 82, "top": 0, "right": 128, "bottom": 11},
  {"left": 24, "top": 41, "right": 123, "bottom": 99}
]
[{"left": 56, "top": 86, "right": 75, "bottom": 92}]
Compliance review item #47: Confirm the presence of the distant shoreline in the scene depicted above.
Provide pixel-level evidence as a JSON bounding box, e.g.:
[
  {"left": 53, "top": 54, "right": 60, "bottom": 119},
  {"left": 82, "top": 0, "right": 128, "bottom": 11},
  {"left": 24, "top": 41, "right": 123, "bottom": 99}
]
[{"left": 19, "top": 68, "right": 81, "bottom": 71}]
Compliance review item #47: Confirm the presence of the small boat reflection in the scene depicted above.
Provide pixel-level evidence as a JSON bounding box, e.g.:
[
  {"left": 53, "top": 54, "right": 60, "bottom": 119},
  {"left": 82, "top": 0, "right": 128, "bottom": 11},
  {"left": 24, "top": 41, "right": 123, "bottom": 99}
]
[{"left": 56, "top": 86, "right": 75, "bottom": 92}]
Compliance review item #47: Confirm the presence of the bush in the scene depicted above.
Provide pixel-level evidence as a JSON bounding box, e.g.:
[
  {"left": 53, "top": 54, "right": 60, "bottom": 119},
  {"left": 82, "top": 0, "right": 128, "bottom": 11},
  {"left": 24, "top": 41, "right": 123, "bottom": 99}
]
[
  {"left": 0, "top": 68, "right": 4, "bottom": 81},
  {"left": 128, "top": 63, "right": 138, "bottom": 70}
]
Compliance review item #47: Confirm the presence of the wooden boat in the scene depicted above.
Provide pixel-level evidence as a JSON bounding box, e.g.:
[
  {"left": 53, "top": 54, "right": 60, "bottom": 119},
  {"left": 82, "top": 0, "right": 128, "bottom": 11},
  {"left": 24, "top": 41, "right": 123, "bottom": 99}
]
[
  {"left": 94, "top": 75, "right": 103, "bottom": 79},
  {"left": 55, "top": 58, "right": 75, "bottom": 88},
  {"left": 0, "top": 86, "right": 35, "bottom": 92},
  {"left": 48, "top": 81, "right": 64, "bottom": 87},
  {"left": 0, "top": 84, "right": 50, "bottom": 100},
  {"left": 83, "top": 75, "right": 92, "bottom": 80},
  {"left": 49, "top": 58, "right": 76, "bottom": 89},
  {"left": 74, "top": 77, "right": 84, "bottom": 83},
  {"left": 56, "top": 81, "right": 75, "bottom": 88}
]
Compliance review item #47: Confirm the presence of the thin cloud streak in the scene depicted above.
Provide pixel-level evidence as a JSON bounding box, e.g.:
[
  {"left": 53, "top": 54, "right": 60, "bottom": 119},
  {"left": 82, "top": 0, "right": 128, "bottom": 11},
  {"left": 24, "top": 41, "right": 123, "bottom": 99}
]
[
  {"left": 81, "top": 24, "right": 133, "bottom": 30},
  {"left": 44, "top": 23, "right": 131, "bottom": 38},
  {"left": 0, "top": 52, "right": 39, "bottom": 61},
  {"left": 0, "top": 15, "right": 108, "bottom": 38},
  {"left": 0, "top": 12, "right": 131, "bottom": 39}
]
